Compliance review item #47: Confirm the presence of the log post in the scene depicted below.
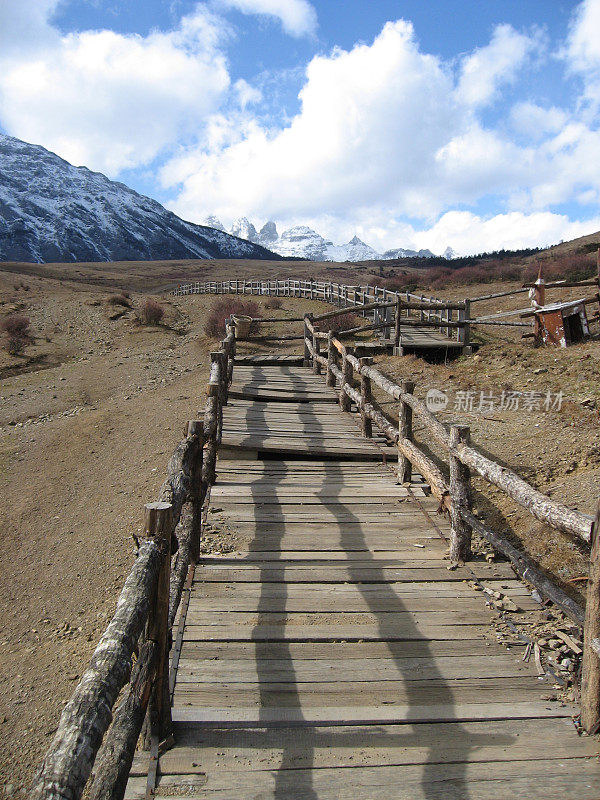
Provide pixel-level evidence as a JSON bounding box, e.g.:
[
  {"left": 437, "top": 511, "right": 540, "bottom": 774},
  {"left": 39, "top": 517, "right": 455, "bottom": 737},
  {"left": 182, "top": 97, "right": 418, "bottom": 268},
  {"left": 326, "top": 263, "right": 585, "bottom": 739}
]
[
  {"left": 212, "top": 352, "right": 225, "bottom": 443},
  {"left": 313, "top": 327, "right": 321, "bottom": 375},
  {"left": 326, "top": 331, "right": 336, "bottom": 387},
  {"left": 303, "top": 317, "right": 311, "bottom": 367},
  {"left": 186, "top": 420, "right": 204, "bottom": 561},
  {"left": 359, "top": 358, "right": 373, "bottom": 437},
  {"left": 142, "top": 502, "right": 173, "bottom": 748},
  {"left": 339, "top": 347, "right": 353, "bottom": 412},
  {"left": 398, "top": 381, "right": 415, "bottom": 483},
  {"left": 449, "top": 425, "right": 472, "bottom": 563},
  {"left": 394, "top": 296, "right": 402, "bottom": 349},
  {"left": 581, "top": 499, "right": 600, "bottom": 734}
]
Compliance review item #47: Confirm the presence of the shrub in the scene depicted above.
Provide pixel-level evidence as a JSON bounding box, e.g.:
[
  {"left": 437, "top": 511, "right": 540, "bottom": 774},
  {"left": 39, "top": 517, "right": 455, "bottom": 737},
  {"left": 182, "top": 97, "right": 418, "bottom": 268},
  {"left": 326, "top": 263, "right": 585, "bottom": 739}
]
[
  {"left": 107, "top": 294, "right": 131, "bottom": 308},
  {"left": 328, "top": 312, "right": 360, "bottom": 333},
  {"left": 265, "top": 296, "right": 283, "bottom": 310},
  {"left": 523, "top": 254, "right": 595, "bottom": 285},
  {"left": 204, "top": 298, "right": 261, "bottom": 338},
  {"left": 140, "top": 298, "right": 165, "bottom": 325},
  {"left": 1, "top": 314, "right": 30, "bottom": 355}
]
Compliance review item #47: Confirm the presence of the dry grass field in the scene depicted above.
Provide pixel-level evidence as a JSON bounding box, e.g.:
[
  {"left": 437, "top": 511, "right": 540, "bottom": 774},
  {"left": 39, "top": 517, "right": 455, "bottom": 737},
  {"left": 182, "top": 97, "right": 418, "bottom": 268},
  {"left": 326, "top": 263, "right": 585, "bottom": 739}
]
[{"left": 1, "top": 254, "right": 599, "bottom": 793}]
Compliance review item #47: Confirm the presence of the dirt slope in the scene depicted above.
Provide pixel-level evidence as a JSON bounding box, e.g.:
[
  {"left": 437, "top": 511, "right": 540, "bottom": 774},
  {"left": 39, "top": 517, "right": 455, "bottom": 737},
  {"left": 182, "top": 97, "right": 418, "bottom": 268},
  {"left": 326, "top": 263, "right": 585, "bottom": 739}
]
[{"left": 1, "top": 263, "right": 599, "bottom": 793}]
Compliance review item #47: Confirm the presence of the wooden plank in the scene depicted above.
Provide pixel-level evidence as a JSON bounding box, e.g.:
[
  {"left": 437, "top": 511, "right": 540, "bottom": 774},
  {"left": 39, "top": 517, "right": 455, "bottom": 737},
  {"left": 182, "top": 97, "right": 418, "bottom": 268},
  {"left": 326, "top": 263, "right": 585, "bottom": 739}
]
[
  {"left": 181, "top": 623, "right": 501, "bottom": 642},
  {"left": 191, "top": 566, "right": 516, "bottom": 582},
  {"left": 177, "top": 639, "right": 522, "bottom": 661},
  {"left": 124, "top": 759, "right": 600, "bottom": 800},
  {"left": 170, "top": 702, "right": 575, "bottom": 726},
  {"left": 174, "top": 655, "right": 535, "bottom": 682},
  {"left": 171, "top": 679, "right": 543, "bottom": 710}
]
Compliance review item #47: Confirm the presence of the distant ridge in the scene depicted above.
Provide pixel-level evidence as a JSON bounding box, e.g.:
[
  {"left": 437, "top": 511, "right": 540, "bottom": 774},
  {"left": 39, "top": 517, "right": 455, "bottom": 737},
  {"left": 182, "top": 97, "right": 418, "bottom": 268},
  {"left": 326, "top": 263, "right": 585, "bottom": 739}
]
[
  {"left": 0, "top": 135, "right": 280, "bottom": 264},
  {"left": 204, "top": 215, "right": 444, "bottom": 262}
]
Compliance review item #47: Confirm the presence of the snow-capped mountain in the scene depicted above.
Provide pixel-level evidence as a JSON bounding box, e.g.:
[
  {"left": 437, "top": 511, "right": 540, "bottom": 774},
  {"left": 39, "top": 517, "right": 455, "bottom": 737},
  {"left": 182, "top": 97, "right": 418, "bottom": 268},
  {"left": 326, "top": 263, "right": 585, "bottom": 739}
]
[
  {"left": 0, "top": 135, "right": 279, "bottom": 263},
  {"left": 383, "top": 246, "right": 436, "bottom": 259},
  {"left": 203, "top": 216, "right": 448, "bottom": 262}
]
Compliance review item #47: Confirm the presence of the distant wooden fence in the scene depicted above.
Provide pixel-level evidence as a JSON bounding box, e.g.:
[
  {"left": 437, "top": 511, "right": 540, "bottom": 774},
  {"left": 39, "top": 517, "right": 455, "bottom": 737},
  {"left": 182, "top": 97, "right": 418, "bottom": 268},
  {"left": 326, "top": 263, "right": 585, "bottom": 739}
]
[
  {"left": 30, "top": 324, "right": 236, "bottom": 800},
  {"left": 302, "top": 317, "right": 600, "bottom": 732},
  {"left": 171, "top": 279, "right": 472, "bottom": 349}
]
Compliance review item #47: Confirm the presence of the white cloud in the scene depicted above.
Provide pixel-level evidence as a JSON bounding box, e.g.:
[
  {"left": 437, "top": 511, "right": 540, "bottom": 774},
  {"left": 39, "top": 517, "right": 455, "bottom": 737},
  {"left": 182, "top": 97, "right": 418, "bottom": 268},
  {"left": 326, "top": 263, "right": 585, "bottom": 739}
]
[
  {"left": 411, "top": 211, "right": 600, "bottom": 256},
  {"left": 234, "top": 78, "right": 263, "bottom": 108},
  {"left": 217, "top": 0, "right": 317, "bottom": 37},
  {"left": 510, "top": 102, "right": 567, "bottom": 140},
  {"left": 164, "top": 20, "right": 460, "bottom": 221},
  {"left": 567, "top": 0, "right": 600, "bottom": 72},
  {"left": 0, "top": 4, "right": 230, "bottom": 174},
  {"left": 455, "top": 24, "right": 540, "bottom": 107},
  {"left": 0, "top": 0, "right": 60, "bottom": 56},
  {"left": 565, "top": 0, "right": 600, "bottom": 110},
  {"left": 162, "top": 8, "right": 600, "bottom": 252}
]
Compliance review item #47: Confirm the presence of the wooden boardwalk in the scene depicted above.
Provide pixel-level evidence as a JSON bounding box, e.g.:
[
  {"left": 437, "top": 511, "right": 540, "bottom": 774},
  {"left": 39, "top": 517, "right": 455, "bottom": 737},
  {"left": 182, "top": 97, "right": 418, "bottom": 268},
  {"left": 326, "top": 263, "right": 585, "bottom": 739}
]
[{"left": 127, "top": 361, "right": 598, "bottom": 799}]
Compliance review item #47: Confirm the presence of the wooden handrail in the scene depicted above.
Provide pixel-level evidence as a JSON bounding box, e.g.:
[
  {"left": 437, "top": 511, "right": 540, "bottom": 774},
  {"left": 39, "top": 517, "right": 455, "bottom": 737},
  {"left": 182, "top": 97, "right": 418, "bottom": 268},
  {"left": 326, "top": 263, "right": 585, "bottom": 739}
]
[
  {"left": 31, "top": 320, "right": 237, "bottom": 800},
  {"left": 170, "top": 279, "right": 471, "bottom": 347},
  {"left": 310, "top": 324, "right": 600, "bottom": 728}
]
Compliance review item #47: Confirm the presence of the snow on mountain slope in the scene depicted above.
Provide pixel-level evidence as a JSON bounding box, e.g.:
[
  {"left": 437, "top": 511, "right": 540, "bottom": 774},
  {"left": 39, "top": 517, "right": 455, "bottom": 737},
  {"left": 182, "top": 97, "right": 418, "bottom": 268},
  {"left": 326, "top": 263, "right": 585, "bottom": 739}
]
[
  {"left": 0, "top": 135, "right": 279, "bottom": 263},
  {"left": 327, "top": 235, "right": 383, "bottom": 262},
  {"left": 203, "top": 216, "right": 449, "bottom": 261}
]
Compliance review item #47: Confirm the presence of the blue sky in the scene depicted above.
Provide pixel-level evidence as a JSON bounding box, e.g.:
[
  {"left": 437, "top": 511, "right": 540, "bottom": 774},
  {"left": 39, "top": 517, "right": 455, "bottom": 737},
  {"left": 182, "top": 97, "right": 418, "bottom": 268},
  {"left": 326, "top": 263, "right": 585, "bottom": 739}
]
[{"left": 1, "top": 0, "right": 600, "bottom": 255}]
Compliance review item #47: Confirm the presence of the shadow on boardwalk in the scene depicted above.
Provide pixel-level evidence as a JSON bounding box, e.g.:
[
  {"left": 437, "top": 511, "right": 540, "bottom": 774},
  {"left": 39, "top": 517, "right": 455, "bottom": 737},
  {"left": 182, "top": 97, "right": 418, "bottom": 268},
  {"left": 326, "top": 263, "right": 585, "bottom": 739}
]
[{"left": 239, "top": 369, "right": 508, "bottom": 799}]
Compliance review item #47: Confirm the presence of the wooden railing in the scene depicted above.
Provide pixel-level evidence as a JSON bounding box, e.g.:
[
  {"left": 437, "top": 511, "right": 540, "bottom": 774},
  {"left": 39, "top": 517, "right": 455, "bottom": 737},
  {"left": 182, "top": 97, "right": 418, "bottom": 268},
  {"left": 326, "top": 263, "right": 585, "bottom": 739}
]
[
  {"left": 30, "top": 323, "right": 236, "bottom": 800},
  {"left": 171, "top": 279, "right": 471, "bottom": 348},
  {"left": 304, "top": 315, "right": 600, "bottom": 732}
]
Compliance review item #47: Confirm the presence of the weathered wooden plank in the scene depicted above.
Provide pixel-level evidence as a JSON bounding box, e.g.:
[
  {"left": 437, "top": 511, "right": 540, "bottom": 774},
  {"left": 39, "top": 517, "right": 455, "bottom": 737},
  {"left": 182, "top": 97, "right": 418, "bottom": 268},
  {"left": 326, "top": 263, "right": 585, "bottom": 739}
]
[
  {"left": 177, "top": 639, "right": 522, "bottom": 661},
  {"left": 191, "top": 566, "right": 516, "bottom": 582},
  {"left": 124, "top": 759, "right": 600, "bottom": 800},
  {"left": 181, "top": 623, "right": 500, "bottom": 642},
  {"left": 132, "top": 718, "right": 594, "bottom": 773},
  {"left": 175, "top": 654, "right": 535, "bottom": 682},
  {"left": 169, "top": 702, "right": 575, "bottom": 726},
  {"left": 171, "top": 678, "right": 542, "bottom": 709}
]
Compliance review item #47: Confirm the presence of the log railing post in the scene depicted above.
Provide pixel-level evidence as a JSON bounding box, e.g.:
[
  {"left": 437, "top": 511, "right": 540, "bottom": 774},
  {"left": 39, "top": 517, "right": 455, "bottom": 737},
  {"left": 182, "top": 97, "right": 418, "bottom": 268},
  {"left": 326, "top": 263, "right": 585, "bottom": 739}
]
[
  {"left": 303, "top": 316, "right": 312, "bottom": 367},
  {"left": 458, "top": 299, "right": 471, "bottom": 350},
  {"left": 398, "top": 381, "right": 415, "bottom": 483},
  {"left": 359, "top": 358, "right": 373, "bottom": 437},
  {"left": 394, "top": 296, "right": 402, "bottom": 350},
  {"left": 142, "top": 501, "right": 173, "bottom": 748},
  {"left": 312, "top": 327, "right": 321, "bottom": 374},
  {"left": 339, "top": 347, "right": 353, "bottom": 412},
  {"left": 186, "top": 420, "right": 204, "bottom": 562},
  {"left": 449, "top": 425, "right": 472, "bottom": 563},
  {"left": 326, "top": 331, "right": 336, "bottom": 387},
  {"left": 581, "top": 500, "right": 600, "bottom": 734}
]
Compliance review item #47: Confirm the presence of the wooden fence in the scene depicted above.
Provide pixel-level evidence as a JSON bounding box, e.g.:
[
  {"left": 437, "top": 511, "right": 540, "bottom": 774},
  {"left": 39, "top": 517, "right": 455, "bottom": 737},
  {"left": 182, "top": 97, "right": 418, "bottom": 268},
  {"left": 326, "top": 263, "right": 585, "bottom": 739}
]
[
  {"left": 171, "top": 279, "right": 472, "bottom": 348},
  {"left": 29, "top": 305, "right": 600, "bottom": 798},
  {"left": 302, "top": 316, "right": 600, "bottom": 732},
  {"left": 30, "top": 323, "right": 236, "bottom": 800}
]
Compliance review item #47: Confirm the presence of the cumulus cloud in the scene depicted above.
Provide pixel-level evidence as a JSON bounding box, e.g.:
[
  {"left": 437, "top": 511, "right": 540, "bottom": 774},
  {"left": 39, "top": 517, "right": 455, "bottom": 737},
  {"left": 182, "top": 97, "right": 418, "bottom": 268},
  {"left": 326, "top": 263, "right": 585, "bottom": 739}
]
[
  {"left": 0, "top": 4, "right": 230, "bottom": 174},
  {"left": 161, "top": 5, "right": 600, "bottom": 256},
  {"left": 456, "top": 24, "right": 540, "bottom": 107},
  {"left": 566, "top": 0, "right": 600, "bottom": 72},
  {"left": 217, "top": 0, "right": 317, "bottom": 37},
  {"left": 1, "top": 1, "right": 599, "bottom": 257},
  {"left": 411, "top": 211, "right": 600, "bottom": 256},
  {"left": 164, "top": 20, "right": 460, "bottom": 221}
]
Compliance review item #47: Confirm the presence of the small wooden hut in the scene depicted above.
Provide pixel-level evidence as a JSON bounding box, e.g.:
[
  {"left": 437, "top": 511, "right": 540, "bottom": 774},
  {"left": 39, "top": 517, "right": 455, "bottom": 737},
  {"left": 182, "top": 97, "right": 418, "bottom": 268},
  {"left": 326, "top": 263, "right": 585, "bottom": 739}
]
[{"left": 534, "top": 299, "right": 591, "bottom": 347}]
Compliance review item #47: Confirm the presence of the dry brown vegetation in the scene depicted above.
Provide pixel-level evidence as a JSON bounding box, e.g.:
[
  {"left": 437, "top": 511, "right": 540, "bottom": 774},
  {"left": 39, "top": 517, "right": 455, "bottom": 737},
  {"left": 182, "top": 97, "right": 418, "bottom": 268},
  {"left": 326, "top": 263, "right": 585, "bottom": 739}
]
[{"left": 1, "top": 231, "right": 600, "bottom": 793}]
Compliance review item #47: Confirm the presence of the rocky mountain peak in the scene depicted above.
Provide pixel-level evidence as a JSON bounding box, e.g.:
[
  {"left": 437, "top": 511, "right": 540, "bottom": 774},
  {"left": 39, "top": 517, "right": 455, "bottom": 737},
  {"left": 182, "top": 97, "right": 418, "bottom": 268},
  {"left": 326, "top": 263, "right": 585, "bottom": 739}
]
[{"left": 0, "top": 135, "right": 279, "bottom": 263}]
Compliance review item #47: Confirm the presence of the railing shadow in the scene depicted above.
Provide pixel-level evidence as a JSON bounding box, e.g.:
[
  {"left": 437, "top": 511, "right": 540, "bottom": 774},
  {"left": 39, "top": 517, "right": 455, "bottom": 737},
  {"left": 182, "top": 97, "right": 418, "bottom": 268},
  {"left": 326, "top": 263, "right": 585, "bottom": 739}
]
[{"left": 230, "top": 365, "right": 511, "bottom": 799}]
